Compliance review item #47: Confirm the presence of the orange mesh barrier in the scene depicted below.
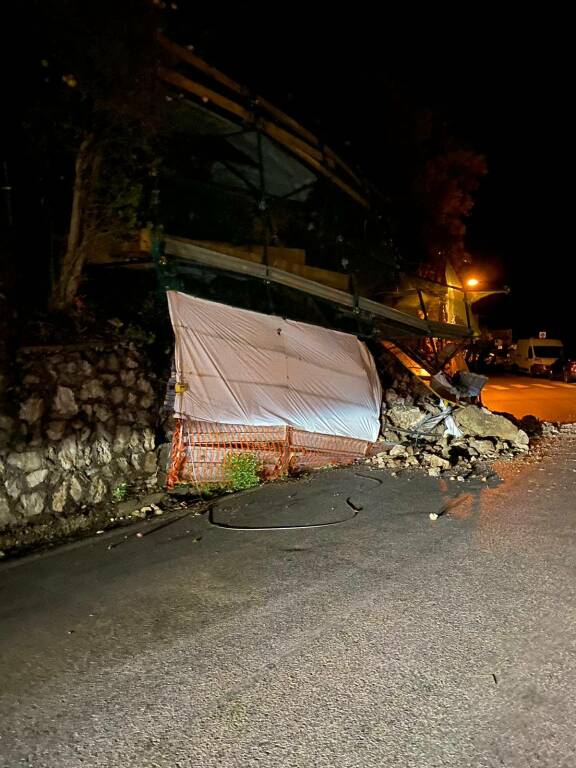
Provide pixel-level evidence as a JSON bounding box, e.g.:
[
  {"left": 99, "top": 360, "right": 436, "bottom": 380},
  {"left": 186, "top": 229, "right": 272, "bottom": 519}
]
[{"left": 167, "top": 418, "right": 374, "bottom": 488}]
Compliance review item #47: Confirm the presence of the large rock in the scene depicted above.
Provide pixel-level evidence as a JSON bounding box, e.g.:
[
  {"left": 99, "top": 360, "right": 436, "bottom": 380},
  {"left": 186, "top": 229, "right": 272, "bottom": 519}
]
[
  {"left": 79, "top": 360, "right": 94, "bottom": 377},
  {"left": 92, "top": 438, "right": 112, "bottom": 465},
  {"left": 69, "top": 476, "right": 84, "bottom": 503},
  {"left": 113, "top": 426, "right": 132, "bottom": 454},
  {"left": 0, "top": 492, "right": 14, "bottom": 528},
  {"left": 143, "top": 451, "right": 158, "bottom": 474},
  {"left": 53, "top": 386, "right": 78, "bottom": 418},
  {"left": 116, "top": 457, "right": 129, "bottom": 474},
  {"left": 46, "top": 420, "right": 66, "bottom": 441},
  {"left": 0, "top": 414, "right": 14, "bottom": 431},
  {"left": 5, "top": 477, "right": 21, "bottom": 499},
  {"left": 20, "top": 492, "right": 45, "bottom": 517},
  {"left": 455, "top": 406, "right": 524, "bottom": 443},
  {"left": 19, "top": 397, "right": 44, "bottom": 425},
  {"left": 57, "top": 436, "right": 90, "bottom": 470},
  {"left": 468, "top": 438, "right": 496, "bottom": 455},
  {"left": 143, "top": 428, "right": 155, "bottom": 452},
  {"left": 423, "top": 454, "right": 451, "bottom": 470},
  {"left": 137, "top": 379, "right": 154, "bottom": 396},
  {"left": 7, "top": 451, "right": 42, "bottom": 472},
  {"left": 385, "top": 389, "right": 403, "bottom": 407},
  {"left": 80, "top": 380, "right": 105, "bottom": 401},
  {"left": 110, "top": 386, "right": 125, "bottom": 405},
  {"left": 386, "top": 405, "right": 425, "bottom": 431},
  {"left": 52, "top": 482, "right": 68, "bottom": 513},
  {"left": 88, "top": 477, "right": 107, "bottom": 504},
  {"left": 26, "top": 469, "right": 49, "bottom": 488},
  {"left": 94, "top": 404, "right": 112, "bottom": 422},
  {"left": 56, "top": 436, "right": 74, "bottom": 469},
  {"left": 515, "top": 429, "right": 529, "bottom": 446},
  {"left": 120, "top": 370, "right": 136, "bottom": 387},
  {"left": 131, "top": 453, "right": 142, "bottom": 470}
]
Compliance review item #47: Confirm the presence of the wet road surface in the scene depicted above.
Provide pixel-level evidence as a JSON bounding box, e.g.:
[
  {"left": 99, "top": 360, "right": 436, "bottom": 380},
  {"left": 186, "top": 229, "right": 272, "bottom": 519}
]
[
  {"left": 1, "top": 433, "right": 576, "bottom": 767},
  {"left": 483, "top": 374, "right": 576, "bottom": 422}
]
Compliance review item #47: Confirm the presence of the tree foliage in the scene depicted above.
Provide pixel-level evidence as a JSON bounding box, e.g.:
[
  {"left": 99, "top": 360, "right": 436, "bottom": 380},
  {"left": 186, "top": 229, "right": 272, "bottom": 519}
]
[
  {"left": 29, "top": 0, "right": 165, "bottom": 310},
  {"left": 417, "top": 148, "right": 487, "bottom": 282}
]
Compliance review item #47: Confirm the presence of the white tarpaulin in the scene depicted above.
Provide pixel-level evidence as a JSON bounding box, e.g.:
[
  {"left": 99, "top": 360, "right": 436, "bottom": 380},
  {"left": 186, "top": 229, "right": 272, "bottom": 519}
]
[{"left": 167, "top": 291, "right": 382, "bottom": 442}]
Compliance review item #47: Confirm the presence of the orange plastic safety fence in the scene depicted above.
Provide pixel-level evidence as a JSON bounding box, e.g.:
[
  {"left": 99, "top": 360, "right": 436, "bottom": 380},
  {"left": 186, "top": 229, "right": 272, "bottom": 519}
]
[{"left": 166, "top": 418, "right": 373, "bottom": 489}]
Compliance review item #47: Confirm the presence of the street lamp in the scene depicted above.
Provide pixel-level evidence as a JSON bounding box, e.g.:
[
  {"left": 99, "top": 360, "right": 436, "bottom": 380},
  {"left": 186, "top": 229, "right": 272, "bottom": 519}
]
[{"left": 466, "top": 277, "right": 480, "bottom": 287}]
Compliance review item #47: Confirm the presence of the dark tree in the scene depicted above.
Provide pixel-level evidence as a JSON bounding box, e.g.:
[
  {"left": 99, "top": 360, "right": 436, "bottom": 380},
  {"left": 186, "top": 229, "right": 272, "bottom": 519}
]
[{"left": 28, "top": 0, "right": 164, "bottom": 311}]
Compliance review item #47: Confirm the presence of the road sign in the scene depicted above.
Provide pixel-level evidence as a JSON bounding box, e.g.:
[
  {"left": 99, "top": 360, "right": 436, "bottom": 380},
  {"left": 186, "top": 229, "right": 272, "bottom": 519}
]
[{"left": 539, "top": 331, "right": 546, "bottom": 339}]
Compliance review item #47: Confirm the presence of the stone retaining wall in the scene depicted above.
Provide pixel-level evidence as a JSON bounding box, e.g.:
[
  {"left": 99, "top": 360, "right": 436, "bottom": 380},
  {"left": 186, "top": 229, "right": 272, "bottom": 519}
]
[{"left": 0, "top": 342, "right": 169, "bottom": 545}]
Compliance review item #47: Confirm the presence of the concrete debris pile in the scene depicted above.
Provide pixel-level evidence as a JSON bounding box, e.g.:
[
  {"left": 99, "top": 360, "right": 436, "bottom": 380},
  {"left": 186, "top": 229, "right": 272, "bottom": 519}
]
[{"left": 370, "top": 368, "right": 531, "bottom": 480}]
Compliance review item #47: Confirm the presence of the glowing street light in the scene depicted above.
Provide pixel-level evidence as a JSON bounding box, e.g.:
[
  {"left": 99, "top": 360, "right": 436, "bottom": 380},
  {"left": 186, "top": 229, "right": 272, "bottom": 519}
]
[{"left": 466, "top": 278, "right": 480, "bottom": 288}]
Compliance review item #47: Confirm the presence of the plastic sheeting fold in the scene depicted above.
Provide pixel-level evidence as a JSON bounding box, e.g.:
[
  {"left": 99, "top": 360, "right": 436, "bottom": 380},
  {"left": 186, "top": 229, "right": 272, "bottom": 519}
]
[{"left": 167, "top": 291, "right": 382, "bottom": 442}]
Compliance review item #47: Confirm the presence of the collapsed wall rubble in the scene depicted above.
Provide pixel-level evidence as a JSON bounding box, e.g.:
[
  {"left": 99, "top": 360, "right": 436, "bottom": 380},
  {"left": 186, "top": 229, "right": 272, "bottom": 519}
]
[{"left": 368, "top": 347, "right": 532, "bottom": 480}]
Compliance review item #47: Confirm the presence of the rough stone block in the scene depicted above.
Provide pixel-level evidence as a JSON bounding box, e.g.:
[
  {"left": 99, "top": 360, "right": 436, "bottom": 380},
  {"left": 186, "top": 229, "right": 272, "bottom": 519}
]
[
  {"left": 69, "top": 476, "right": 84, "bottom": 503},
  {"left": 52, "top": 482, "right": 68, "bottom": 512},
  {"left": 88, "top": 477, "right": 107, "bottom": 504},
  {"left": 94, "top": 404, "right": 112, "bottom": 422},
  {"left": 47, "top": 420, "right": 66, "bottom": 441},
  {"left": 80, "top": 380, "right": 105, "bottom": 401},
  {"left": 120, "top": 370, "right": 136, "bottom": 387},
  {"left": 5, "top": 477, "right": 21, "bottom": 499},
  {"left": 92, "top": 438, "right": 112, "bottom": 465},
  {"left": 386, "top": 405, "right": 424, "bottom": 431},
  {"left": 0, "top": 492, "right": 14, "bottom": 528},
  {"left": 53, "top": 386, "right": 78, "bottom": 418},
  {"left": 455, "top": 406, "right": 522, "bottom": 444},
  {"left": 7, "top": 451, "right": 43, "bottom": 472},
  {"left": 19, "top": 397, "right": 44, "bottom": 425},
  {"left": 113, "top": 426, "right": 131, "bottom": 454},
  {"left": 20, "top": 492, "right": 45, "bottom": 517},
  {"left": 143, "top": 451, "right": 157, "bottom": 474},
  {"left": 110, "top": 387, "right": 125, "bottom": 405},
  {"left": 26, "top": 469, "right": 49, "bottom": 488},
  {"left": 58, "top": 436, "right": 78, "bottom": 470}
]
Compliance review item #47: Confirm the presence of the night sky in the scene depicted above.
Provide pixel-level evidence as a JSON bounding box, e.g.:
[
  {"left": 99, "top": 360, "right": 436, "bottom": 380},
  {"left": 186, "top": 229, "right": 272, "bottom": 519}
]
[{"left": 166, "top": 7, "right": 572, "bottom": 343}]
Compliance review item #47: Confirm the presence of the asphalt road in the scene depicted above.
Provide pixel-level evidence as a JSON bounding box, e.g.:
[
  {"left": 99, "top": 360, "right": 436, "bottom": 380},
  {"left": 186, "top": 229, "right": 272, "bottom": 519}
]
[
  {"left": 483, "top": 374, "right": 576, "bottom": 422},
  {"left": 2, "top": 434, "right": 576, "bottom": 768}
]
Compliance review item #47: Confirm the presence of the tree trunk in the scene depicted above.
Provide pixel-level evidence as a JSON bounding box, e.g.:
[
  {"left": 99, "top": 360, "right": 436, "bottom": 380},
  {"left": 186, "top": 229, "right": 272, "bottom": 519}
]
[{"left": 50, "top": 135, "right": 99, "bottom": 311}]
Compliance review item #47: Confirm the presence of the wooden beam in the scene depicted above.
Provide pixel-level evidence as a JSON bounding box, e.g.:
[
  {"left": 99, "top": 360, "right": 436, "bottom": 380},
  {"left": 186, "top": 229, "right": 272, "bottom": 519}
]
[
  {"left": 159, "top": 68, "right": 369, "bottom": 207},
  {"left": 157, "top": 32, "right": 248, "bottom": 98},
  {"left": 157, "top": 33, "right": 363, "bottom": 187},
  {"left": 159, "top": 67, "right": 249, "bottom": 122}
]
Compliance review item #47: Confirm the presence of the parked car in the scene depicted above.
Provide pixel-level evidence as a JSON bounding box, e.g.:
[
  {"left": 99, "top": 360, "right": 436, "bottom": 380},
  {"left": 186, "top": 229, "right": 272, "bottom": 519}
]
[
  {"left": 512, "top": 337, "right": 564, "bottom": 376},
  {"left": 550, "top": 348, "right": 576, "bottom": 382},
  {"left": 483, "top": 347, "right": 513, "bottom": 371}
]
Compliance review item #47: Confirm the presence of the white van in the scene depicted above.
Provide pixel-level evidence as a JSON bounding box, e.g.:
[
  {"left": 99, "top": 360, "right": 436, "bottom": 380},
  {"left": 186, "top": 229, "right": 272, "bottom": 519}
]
[{"left": 513, "top": 337, "right": 563, "bottom": 376}]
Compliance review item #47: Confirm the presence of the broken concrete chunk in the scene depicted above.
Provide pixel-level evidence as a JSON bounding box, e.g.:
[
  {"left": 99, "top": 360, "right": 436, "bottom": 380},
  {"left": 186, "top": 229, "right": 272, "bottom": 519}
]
[
  {"left": 387, "top": 405, "right": 425, "bottom": 431},
  {"left": 425, "top": 454, "right": 451, "bottom": 470},
  {"left": 455, "top": 405, "right": 523, "bottom": 443}
]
